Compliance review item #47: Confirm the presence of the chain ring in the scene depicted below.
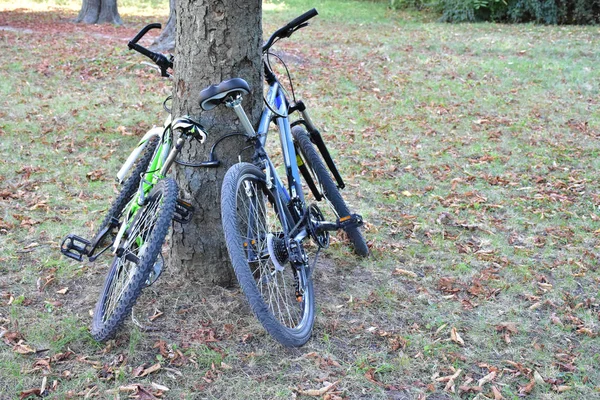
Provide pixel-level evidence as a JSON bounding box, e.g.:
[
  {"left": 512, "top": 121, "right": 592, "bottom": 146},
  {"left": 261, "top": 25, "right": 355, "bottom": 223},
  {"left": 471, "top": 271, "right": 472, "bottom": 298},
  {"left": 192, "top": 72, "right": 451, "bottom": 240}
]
[{"left": 307, "top": 203, "right": 329, "bottom": 249}]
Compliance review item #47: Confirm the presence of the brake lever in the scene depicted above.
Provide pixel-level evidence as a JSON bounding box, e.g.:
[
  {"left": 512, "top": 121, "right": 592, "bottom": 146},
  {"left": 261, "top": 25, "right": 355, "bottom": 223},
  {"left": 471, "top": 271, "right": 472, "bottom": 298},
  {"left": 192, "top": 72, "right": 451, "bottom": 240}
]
[
  {"left": 140, "top": 61, "right": 172, "bottom": 78},
  {"left": 141, "top": 61, "right": 160, "bottom": 73},
  {"left": 282, "top": 22, "right": 309, "bottom": 38}
]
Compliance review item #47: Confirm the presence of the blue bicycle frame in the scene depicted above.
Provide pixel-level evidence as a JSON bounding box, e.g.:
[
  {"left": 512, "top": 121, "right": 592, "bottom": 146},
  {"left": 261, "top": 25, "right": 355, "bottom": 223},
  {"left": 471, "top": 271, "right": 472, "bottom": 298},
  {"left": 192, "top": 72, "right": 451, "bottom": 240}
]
[{"left": 246, "top": 81, "right": 308, "bottom": 237}]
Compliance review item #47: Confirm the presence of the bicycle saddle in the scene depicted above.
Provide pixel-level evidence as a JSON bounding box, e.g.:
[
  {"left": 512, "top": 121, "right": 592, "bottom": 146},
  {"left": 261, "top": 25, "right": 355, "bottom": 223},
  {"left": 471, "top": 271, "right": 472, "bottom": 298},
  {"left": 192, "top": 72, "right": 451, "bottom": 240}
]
[{"left": 199, "top": 78, "right": 251, "bottom": 111}]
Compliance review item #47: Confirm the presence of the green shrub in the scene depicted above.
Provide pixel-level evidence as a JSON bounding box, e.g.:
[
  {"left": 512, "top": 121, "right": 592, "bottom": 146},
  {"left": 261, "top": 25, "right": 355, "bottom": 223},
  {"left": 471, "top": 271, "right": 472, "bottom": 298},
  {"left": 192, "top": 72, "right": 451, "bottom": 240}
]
[
  {"left": 507, "top": 0, "right": 600, "bottom": 24},
  {"left": 389, "top": 0, "right": 428, "bottom": 9},
  {"left": 397, "top": 0, "right": 600, "bottom": 23}
]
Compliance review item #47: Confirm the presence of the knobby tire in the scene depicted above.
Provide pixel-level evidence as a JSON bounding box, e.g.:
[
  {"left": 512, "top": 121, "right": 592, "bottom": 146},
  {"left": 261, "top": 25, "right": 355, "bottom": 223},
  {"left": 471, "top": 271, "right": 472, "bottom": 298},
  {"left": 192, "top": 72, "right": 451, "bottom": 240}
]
[
  {"left": 292, "top": 126, "right": 369, "bottom": 256},
  {"left": 221, "top": 163, "right": 315, "bottom": 347},
  {"left": 91, "top": 178, "right": 177, "bottom": 341}
]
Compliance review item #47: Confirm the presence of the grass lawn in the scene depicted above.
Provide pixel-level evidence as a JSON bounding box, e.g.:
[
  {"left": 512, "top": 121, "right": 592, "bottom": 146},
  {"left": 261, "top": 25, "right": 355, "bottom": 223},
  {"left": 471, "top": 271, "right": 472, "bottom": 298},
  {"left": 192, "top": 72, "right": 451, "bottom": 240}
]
[{"left": 1, "top": 0, "right": 599, "bottom": 398}]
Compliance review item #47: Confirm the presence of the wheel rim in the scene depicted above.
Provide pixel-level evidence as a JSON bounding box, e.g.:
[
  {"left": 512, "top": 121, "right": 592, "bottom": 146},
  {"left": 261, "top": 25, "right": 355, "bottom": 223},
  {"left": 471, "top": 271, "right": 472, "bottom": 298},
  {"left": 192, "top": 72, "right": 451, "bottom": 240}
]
[
  {"left": 235, "top": 174, "right": 311, "bottom": 331},
  {"left": 102, "top": 190, "right": 164, "bottom": 323}
]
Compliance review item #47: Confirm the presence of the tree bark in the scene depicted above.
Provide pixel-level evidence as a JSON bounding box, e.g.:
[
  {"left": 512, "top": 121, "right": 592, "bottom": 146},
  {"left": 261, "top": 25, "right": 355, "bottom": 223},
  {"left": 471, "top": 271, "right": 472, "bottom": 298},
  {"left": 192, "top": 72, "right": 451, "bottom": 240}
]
[
  {"left": 170, "top": 0, "right": 263, "bottom": 286},
  {"left": 75, "top": 0, "right": 122, "bottom": 25},
  {"left": 150, "top": 0, "right": 176, "bottom": 53}
]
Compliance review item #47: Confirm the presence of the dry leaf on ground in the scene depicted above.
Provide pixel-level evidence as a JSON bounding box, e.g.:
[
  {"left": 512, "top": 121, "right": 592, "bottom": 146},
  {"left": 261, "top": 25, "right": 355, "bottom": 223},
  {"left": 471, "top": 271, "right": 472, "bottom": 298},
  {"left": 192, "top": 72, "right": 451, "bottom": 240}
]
[
  {"left": 492, "top": 385, "right": 504, "bottom": 399},
  {"left": 392, "top": 268, "right": 418, "bottom": 278},
  {"left": 477, "top": 371, "right": 496, "bottom": 387},
  {"left": 295, "top": 381, "right": 339, "bottom": 396},
  {"left": 450, "top": 327, "right": 465, "bottom": 346}
]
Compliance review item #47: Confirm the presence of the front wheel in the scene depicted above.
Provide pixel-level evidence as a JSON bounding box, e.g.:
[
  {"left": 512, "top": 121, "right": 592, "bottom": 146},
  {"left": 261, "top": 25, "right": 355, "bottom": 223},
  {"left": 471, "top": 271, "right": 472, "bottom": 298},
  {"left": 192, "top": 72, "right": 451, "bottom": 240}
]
[
  {"left": 221, "top": 163, "right": 315, "bottom": 347},
  {"left": 292, "top": 126, "right": 369, "bottom": 256},
  {"left": 91, "top": 178, "right": 178, "bottom": 341}
]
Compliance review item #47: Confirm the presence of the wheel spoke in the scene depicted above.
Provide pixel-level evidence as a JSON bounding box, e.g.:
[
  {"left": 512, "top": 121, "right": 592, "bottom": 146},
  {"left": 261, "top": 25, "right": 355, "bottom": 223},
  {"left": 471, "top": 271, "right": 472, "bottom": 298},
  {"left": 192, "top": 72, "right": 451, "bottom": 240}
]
[{"left": 235, "top": 175, "right": 306, "bottom": 329}]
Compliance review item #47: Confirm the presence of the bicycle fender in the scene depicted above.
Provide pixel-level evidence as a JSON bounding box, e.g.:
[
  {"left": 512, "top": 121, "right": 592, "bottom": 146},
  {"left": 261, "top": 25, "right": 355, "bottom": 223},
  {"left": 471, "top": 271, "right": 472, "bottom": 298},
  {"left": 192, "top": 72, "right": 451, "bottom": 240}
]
[{"left": 116, "top": 127, "right": 163, "bottom": 184}]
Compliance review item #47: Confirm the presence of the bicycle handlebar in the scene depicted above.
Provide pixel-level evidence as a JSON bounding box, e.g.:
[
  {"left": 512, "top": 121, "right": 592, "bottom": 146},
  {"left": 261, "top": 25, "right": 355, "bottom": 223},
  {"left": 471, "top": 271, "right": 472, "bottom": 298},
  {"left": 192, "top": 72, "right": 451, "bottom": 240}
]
[
  {"left": 262, "top": 8, "right": 318, "bottom": 53},
  {"left": 127, "top": 23, "right": 173, "bottom": 77},
  {"left": 129, "top": 23, "right": 161, "bottom": 45}
]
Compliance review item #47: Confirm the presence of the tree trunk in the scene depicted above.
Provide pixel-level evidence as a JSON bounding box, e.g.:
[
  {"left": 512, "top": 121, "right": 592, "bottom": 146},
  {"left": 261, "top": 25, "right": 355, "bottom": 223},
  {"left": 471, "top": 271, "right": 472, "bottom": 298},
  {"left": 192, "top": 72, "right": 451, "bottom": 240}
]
[
  {"left": 75, "top": 0, "right": 122, "bottom": 25},
  {"left": 169, "top": 0, "right": 263, "bottom": 286},
  {"left": 150, "top": 0, "right": 176, "bottom": 53}
]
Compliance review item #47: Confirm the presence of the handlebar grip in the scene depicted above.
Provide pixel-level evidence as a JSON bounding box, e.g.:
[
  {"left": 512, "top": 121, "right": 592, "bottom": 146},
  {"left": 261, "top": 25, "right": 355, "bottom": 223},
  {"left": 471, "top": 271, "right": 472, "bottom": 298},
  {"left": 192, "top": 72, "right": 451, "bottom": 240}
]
[
  {"left": 283, "top": 8, "right": 318, "bottom": 31},
  {"left": 129, "top": 23, "right": 161, "bottom": 45}
]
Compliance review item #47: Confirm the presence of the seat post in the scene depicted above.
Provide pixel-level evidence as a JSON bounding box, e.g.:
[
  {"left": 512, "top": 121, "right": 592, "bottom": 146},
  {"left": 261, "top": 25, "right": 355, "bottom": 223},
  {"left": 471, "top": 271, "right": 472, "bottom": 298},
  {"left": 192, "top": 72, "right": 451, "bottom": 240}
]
[{"left": 226, "top": 95, "right": 256, "bottom": 137}]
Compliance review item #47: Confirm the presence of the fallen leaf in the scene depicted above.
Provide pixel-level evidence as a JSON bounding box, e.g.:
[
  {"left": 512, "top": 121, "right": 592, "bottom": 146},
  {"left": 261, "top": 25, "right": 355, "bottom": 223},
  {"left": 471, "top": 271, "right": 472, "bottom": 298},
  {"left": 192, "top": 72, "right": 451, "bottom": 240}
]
[
  {"left": 458, "top": 385, "right": 482, "bottom": 393},
  {"left": 365, "top": 368, "right": 382, "bottom": 386},
  {"left": 139, "top": 363, "right": 161, "bottom": 377},
  {"left": 435, "top": 368, "right": 461, "bottom": 393},
  {"left": 450, "top": 327, "right": 464, "bottom": 346},
  {"left": 495, "top": 323, "right": 518, "bottom": 344},
  {"left": 519, "top": 378, "right": 535, "bottom": 395},
  {"left": 33, "top": 358, "right": 51, "bottom": 372},
  {"left": 153, "top": 340, "right": 169, "bottom": 358},
  {"left": 112, "top": 384, "right": 157, "bottom": 399},
  {"left": 19, "top": 388, "right": 41, "bottom": 399},
  {"left": 220, "top": 361, "right": 232, "bottom": 370},
  {"left": 550, "top": 313, "right": 563, "bottom": 327},
  {"left": 492, "top": 385, "right": 504, "bottom": 400},
  {"left": 86, "top": 169, "right": 106, "bottom": 181},
  {"left": 149, "top": 310, "right": 163, "bottom": 322},
  {"left": 392, "top": 268, "right": 418, "bottom": 278},
  {"left": 117, "top": 125, "right": 134, "bottom": 136},
  {"left": 477, "top": 371, "right": 496, "bottom": 387},
  {"left": 132, "top": 365, "right": 145, "bottom": 378},
  {"left": 533, "top": 370, "right": 545, "bottom": 385},
  {"left": 14, "top": 341, "right": 36, "bottom": 354},
  {"left": 576, "top": 327, "right": 595, "bottom": 337},
  {"left": 135, "top": 385, "right": 157, "bottom": 400},
  {"left": 51, "top": 351, "right": 74, "bottom": 362},
  {"left": 2, "top": 330, "right": 24, "bottom": 345},
  {"left": 116, "top": 385, "right": 139, "bottom": 393},
  {"left": 555, "top": 385, "right": 572, "bottom": 393},
  {"left": 40, "top": 376, "right": 47, "bottom": 395},
  {"left": 56, "top": 287, "right": 69, "bottom": 295},
  {"left": 151, "top": 382, "right": 169, "bottom": 391},
  {"left": 295, "top": 381, "right": 339, "bottom": 397},
  {"left": 495, "top": 322, "right": 517, "bottom": 334}
]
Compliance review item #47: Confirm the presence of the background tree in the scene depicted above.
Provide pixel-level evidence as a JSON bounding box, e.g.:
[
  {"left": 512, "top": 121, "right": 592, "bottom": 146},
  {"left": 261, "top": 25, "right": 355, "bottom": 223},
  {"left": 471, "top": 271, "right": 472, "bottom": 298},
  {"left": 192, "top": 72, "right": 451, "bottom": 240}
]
[
  {"left": 169, "top": 0, "right": 263, "bottom": 286},
  {"left": 150, "top": 0, "right": 176, "bottom": 52},
  {"left": 75, "top": 0, "right": 122, "bottom": 25}
]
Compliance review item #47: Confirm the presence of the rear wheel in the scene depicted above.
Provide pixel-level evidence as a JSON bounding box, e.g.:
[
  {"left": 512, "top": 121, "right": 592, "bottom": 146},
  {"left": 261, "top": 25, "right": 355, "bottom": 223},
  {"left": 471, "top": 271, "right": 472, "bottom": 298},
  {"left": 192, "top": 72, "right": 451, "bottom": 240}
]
[
  {"left": 292, "top": 126, "right": 368, "bottom": 256},
  {"left": 91, "top": 178, "right": 177, "bottom": 341},
  {"left": 221, "top": 163, "right": 315, "bottom": 347}
]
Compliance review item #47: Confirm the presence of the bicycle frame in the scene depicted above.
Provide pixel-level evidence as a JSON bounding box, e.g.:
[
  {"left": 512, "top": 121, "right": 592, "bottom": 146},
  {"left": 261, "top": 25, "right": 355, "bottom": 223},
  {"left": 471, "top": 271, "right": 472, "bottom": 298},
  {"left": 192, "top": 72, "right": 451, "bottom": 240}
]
[
  {"left": 258, "top": 82, "right": 305, "bottom": 206},
  {"left": 231, "top": 80, "right": 314, "bottom": 246},
  {"left": 111, "top": 116, "right": 173, "bottom": 253}
]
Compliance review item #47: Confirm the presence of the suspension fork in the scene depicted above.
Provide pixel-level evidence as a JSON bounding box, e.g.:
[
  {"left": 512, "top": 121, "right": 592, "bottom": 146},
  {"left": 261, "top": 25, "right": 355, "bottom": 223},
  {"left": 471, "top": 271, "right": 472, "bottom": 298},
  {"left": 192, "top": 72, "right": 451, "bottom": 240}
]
[
  {"left": 291, "top": 101, "right": 346, "bottom": 190},
  {"left": 111, "top": 134, "right": 186, "bottom": 254}
]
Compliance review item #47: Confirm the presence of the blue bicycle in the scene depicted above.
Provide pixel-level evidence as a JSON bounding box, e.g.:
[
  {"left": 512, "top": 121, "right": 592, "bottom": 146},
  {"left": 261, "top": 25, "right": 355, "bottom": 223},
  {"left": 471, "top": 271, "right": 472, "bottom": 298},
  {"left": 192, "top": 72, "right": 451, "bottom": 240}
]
[{"left": 204, "top": 9, "right": 368, "bottom": 346}]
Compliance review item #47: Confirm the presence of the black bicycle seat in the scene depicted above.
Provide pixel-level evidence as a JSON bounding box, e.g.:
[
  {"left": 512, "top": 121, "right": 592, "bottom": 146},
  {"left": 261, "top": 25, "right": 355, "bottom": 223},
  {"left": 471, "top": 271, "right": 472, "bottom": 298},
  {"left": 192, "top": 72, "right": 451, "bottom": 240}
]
[{"left": 199, "top": 78, "right": 251, "bottom": 111}]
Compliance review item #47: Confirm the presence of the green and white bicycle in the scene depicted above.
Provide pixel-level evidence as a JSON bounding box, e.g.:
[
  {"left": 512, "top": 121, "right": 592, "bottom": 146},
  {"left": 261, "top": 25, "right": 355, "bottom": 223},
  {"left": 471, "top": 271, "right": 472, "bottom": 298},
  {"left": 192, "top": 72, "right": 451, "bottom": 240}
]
[{"left": 61, "top": 24, "right": 206, "bottom": 341}]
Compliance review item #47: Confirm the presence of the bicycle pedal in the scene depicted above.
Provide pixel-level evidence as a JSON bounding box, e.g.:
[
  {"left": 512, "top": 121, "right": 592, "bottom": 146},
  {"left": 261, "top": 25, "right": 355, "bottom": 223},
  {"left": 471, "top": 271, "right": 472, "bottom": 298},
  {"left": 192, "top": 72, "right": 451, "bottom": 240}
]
[
  {"left": 60, "top": 234, "right": 92, "bottom": 262},
  {"left": 337, "top": 214, "right": 363, "bottom": 230},
  {"left": 173, "top": 199, "right": 194, "bottom": 224}
]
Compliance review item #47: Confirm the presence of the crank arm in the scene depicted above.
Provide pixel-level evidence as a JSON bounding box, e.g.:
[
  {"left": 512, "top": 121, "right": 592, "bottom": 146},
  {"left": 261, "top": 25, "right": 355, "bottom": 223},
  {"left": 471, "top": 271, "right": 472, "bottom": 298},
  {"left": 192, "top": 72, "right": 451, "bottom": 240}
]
[{"left": 312, "top": 213, "right": 363, "bottom": 232}]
